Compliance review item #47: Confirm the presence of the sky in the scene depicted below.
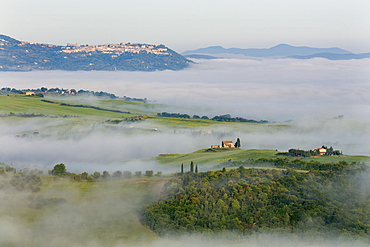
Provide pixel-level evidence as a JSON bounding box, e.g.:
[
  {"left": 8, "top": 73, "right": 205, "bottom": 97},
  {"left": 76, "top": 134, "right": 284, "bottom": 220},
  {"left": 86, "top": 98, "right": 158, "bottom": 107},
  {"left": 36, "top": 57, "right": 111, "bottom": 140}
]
[{"left": 1, "top": 0, "right": 370, "bottom": 53}]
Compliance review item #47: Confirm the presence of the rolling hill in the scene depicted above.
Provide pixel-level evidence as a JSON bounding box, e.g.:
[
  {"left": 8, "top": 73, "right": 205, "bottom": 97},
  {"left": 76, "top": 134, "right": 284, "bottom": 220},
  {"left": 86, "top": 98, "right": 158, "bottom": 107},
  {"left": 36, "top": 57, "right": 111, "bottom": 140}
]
[{"left": 0, "top": 34, "right": 192, "bottom": 71}]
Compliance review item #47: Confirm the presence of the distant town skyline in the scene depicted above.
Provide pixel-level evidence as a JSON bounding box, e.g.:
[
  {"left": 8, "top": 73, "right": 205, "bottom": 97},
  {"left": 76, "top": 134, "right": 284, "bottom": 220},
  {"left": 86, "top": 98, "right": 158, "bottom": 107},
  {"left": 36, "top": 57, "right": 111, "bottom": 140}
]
[{"left": 1, "top": 0, "right": 369, "bottom": 53}]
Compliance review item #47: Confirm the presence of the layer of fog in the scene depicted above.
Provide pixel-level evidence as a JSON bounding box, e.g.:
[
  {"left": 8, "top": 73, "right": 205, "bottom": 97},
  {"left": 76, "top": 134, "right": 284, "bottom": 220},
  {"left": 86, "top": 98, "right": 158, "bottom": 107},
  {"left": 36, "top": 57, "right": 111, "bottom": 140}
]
[
  {"left": 1, "top": 58, "right": 370, "bottom": 172},
  {"left": 0, "top": 116, "right": 369, "bottom": 174},
  {"left": 1, "top": 58, "right": 370, "bottom": 122},
  {"left": 3, "top": 159, "right": 370, "bottom": 247},
  {"left": 1, "top": 176, "right": 369, "bottom": 247}
]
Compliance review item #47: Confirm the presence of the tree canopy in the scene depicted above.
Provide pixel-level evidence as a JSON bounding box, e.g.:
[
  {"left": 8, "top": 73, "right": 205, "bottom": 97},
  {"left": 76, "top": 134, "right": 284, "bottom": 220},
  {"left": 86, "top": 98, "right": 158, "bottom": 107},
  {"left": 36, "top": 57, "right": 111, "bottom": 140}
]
[
  {"left": 52, "top": 163, "right": 67, "bottom": 176},
  {"left": 142, "top": 161, "right": 370, "bottom": 238}
]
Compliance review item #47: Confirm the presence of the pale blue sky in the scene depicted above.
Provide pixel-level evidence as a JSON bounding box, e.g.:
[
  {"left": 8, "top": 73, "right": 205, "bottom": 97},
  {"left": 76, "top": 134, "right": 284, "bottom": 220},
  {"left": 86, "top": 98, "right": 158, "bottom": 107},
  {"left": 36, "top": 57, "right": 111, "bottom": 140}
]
[{"left": 1, "top": 0, "right": 369, "bottom": 53}]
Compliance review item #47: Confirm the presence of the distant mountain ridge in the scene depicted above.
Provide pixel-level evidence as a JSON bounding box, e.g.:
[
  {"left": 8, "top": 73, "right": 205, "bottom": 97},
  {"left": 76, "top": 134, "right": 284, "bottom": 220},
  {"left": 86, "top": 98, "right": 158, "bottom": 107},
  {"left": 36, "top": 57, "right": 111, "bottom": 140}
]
[
  {"left": 0, "top": 35, "right": 191, "bottom": 71},
  {"left": 183, "top": 44, "right": 370, "bottom": 60},
  {"left": 289, "top": 52, "right": 370, "bottom": 60}
]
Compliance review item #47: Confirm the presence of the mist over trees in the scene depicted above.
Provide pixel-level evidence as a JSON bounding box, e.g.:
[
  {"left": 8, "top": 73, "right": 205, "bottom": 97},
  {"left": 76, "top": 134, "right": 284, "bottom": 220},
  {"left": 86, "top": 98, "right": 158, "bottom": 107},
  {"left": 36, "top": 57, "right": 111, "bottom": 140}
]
[{"left": 142, "top": 161, "right": 370, "bottom": 237}]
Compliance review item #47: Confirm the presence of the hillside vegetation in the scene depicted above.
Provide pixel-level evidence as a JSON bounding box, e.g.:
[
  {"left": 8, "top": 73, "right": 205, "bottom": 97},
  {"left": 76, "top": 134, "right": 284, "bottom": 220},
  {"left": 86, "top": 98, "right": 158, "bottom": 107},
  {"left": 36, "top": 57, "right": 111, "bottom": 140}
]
[
  {"left": 0, "top": 94, "right": 287, "bottom": 137},
  {"left": 142, "top": 161, "right": 370, "bottom": 238},
  {"left": 0, "top": 34, "right": 191, "bottom": 71},
  {"left": 0, "top": 169, "right": 162, "bottom": 246},
  {"left": 155, "top": 148, "right": 370, "bottom": 169}
]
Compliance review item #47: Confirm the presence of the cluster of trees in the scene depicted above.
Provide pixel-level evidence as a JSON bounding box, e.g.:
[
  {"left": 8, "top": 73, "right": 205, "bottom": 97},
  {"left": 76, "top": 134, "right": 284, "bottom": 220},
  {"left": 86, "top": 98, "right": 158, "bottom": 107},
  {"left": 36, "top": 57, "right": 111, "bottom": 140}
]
[
  {"left": 211, "top": 114, "right": 268, "bottom": 123},
  {"left": 5, "top": 113, "right": 46, "bottom": 118},
  {"left": 219, "top": 158, "right": 352, "bottom": 172},
  {"left": 74, "top": 89, "right": 117, "bottom": 99},
  {"left": 278, "top": 146, "right": 342, "bottom": 157},
  {"left": 9, "top": 172, "right": 42, "bottom": 192},
  {"left": 50, "top": 163, "right": 162, "bottom": 181},
  {"left": 0, "top": 87, "right": 149, "bottom": 102},
  {"left": 41, "top": 100, "right": 131, "bottom": 114},
  {"left": 0, "top": 163, "right": 163, "bottom": 185},
  {"left": 105, "top": 115, "right": 147, "bottom": 124},
  {"left": 123, "top": 96, "right": 148, "bottom": 103},
  {"left": 181, "top": 161, "right": 199, "bottom": 174},
  {"left": 0, "top": 164, "right": 68, "bottom": 209},
  {"left": 142, "top": 161, "right": 370, "bottom": 237},
  {"left": 0, "top": 87, "right": 24, "bottom": 94},
  {"left": 156, "top": 112, "right": 194, "bottom": 119},
  {"left": 321, "top": 145, "right": 342, "bottom": 155},
  {"left": 156, "top": 112, "right": 268, "bottom": 123}
]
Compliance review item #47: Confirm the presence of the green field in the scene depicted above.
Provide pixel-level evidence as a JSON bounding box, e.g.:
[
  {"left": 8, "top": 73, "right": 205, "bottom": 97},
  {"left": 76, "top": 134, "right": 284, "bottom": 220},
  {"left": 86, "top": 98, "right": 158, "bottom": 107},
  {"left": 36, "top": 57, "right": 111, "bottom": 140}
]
[
  {"left": 155, "top": 148, "right": 370, "bottom": 170},
  {"left": 0, "top": 94, "right": 290, "bottom": 137},
  {"left": 156, "top": 148, "right": 278, "bottom": 167},
  {"left": 0, "top": 94, "right": 134, "bottom": 118}
]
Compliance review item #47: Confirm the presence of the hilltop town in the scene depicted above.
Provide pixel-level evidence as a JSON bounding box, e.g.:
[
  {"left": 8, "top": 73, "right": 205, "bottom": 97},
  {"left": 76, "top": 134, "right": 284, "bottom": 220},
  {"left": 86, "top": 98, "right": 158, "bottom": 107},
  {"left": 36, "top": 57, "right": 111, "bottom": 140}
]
[
  {"left": 60, "top": 42, "right": 170, "bottom": 56},
  {"left": 0, "top": 34, "right": 191, "bottom": 71}
]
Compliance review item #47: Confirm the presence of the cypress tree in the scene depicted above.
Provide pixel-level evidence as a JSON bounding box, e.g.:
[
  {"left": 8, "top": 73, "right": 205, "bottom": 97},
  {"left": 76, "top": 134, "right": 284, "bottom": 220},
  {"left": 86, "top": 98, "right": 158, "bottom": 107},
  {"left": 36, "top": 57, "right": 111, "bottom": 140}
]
[
  {"left": 235, "top": 138, "right": 241, "bottom": 148},
  {"left": 181, "top": 163, "right": 184, "bottom": 174},
  {"left": 190, "top": 161, "right": 194, "bottom": 173},
  {"left": 195, "top": 165, "right": 198, "bottom": 174}
]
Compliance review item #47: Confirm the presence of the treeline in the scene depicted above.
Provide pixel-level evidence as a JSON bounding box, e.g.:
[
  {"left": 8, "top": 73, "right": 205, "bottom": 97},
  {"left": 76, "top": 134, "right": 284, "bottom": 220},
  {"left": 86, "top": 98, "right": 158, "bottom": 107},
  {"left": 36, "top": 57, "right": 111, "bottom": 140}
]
[
  {"left": 50, "top": 163, "right": 162, "bottom": 181},
  {"left": 211, "top": 114, "right": 268, "bottom": 123},
  {"left": 0, "top": 87, "right": 148, "bottom": 102},
  {"left": 0, "top": 163, "right": 164, "bottom": 191},
  {"left": 1, "top": 112, "right": 80, "bottom": 120},
  {"left": 0, "top": 163, "right": 163, "bottom": 210},
  {"left": 156, "top": 112, "right": 268, "bottom": 123},
  {"left": 41, "top": 100, "right": 131, "bottom": 114},
  {"left": 0, "top": 166, "right": 45, "bottom": 193},
  {"left": 278, "top": 146, "right": 342, "bottom": 157},
  {"left": 219, "top": 158, "right": 352, "bottom": 172},
  {"left": 0, "top": 87, "right": 117, "bottom": 98},
  {"left": 141, "top": 161, "right": 370, "bottom": 238},
  {"left": 105, "top": 115, "right": 147, "bottom": 124}
]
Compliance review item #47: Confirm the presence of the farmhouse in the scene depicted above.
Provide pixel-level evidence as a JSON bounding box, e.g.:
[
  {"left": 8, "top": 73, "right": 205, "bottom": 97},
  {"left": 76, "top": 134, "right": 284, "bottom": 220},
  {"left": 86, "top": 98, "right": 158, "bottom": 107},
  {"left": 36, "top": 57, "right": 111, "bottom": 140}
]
[
  {"left": 314, "top": 148, "right": 327, "bottom": 155},
  {"left": 211, "top": 140, "right": 235, "bottom": 148},
  {"left": 25, "top": 91, "right": 35, "bottom": 96}
]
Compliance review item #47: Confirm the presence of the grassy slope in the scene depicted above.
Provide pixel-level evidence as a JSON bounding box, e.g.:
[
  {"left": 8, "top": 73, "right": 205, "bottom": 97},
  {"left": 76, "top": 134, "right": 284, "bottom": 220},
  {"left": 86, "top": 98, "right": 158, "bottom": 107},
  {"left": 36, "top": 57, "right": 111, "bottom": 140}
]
[
  {"left": 0, "top": 95, "right": 133, "bottom": 118},
  {"left": 149, "top": 116, "right": 288, "bottom": 130},
  {"left": 0, "top": 94, "right": 288, "bottom": 135},
  {"left": 149, "top": 116, "right": 218, "bottom": 128},
  {"left": 156, "top": 148, "right": 277, "bottom": 167},
  {"left": 155, "top": 148, "right": 370, "bottom": 169}
]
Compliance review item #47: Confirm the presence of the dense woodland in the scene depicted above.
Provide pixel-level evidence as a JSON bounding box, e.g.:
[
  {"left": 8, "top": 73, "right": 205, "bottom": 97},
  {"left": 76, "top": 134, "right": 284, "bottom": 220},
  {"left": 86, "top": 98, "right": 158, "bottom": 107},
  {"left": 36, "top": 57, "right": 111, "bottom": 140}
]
[
  {"left": 1, "top": 157, "right": 370, "bottom": 241},
  {"left": 218, "top": 157, "right": 349, "bottom": 171},
  {"left": 142, "top": 160, "right": 370, "bottom": 238}
]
